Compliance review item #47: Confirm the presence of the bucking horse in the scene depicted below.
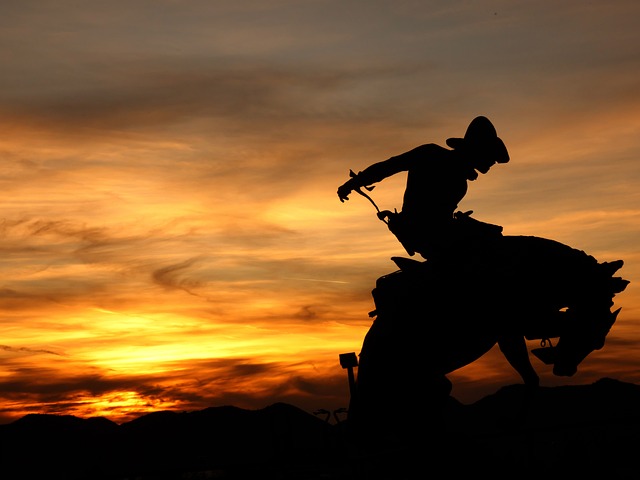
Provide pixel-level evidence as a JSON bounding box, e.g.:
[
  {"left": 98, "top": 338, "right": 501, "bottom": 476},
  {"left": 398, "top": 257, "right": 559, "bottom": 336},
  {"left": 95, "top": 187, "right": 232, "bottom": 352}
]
[{"left": 347, "top": 231, "right": 629, "bottom": 444}]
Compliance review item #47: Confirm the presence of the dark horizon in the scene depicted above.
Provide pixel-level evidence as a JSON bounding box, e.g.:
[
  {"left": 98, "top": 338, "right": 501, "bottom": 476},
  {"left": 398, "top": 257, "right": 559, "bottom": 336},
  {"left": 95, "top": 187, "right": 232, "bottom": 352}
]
[{"left": 2, "top": 378, "right": 639, "bottom": 479}]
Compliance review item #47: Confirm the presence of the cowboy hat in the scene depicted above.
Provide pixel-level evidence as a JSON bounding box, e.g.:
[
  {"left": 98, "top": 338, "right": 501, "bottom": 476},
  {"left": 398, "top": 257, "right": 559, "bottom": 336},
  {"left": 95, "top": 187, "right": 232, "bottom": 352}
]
[{"left": 446, "top": 116, "right": 509, "bottom": 163}]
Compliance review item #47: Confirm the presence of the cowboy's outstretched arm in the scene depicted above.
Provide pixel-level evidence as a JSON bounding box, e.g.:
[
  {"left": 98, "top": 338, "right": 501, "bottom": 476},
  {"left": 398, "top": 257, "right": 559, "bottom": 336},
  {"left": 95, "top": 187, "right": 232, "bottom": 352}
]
[{"left": 337, "top": 147, "right": 420, "bottom": 202}]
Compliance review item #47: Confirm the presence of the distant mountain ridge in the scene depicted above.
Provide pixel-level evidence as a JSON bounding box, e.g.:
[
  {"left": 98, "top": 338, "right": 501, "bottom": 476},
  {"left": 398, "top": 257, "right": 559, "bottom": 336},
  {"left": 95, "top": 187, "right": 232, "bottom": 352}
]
[{"left": 1, "top": 377, "right": 639, "bottom": 479}]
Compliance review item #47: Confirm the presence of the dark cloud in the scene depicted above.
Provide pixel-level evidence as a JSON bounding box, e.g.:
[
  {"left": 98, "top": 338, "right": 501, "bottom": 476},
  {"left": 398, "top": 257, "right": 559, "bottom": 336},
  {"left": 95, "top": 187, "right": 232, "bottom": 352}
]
[
  {"left": 0, "top": 345, "right": 64, "bottom": 356},
  {"left": 151, "top": 257, "right": 204, "bottom": 294},
  {"left": 295, "top": 305, "right": 320, "bottom": 321},
  {"left": 1, "top": 61, "right": 436, "bottom": 135}
]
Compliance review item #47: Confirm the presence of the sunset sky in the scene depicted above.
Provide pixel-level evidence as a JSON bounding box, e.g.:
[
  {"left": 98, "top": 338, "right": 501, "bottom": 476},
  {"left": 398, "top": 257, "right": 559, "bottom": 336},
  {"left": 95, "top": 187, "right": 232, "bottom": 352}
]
[{"left": 0, "top": 0, "right": 639, "bottom": 424}]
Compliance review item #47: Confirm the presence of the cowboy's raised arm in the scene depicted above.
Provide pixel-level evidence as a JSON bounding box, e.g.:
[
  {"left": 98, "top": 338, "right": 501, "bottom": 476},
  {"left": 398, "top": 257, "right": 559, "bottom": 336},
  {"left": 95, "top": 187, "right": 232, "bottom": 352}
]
[{"left": 337, "top": 145, "right": 428, "bottom": 202}]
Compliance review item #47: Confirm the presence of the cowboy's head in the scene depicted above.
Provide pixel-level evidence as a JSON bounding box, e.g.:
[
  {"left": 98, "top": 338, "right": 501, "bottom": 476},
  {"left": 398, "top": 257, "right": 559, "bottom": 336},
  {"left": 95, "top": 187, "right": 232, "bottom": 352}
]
[{"left": 446, "top": 116, "right": 509, "bottom": 173}]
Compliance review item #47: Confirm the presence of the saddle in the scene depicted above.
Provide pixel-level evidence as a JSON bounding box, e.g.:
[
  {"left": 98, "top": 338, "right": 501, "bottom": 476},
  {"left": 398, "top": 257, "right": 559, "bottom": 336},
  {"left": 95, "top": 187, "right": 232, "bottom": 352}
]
[{"left": 381, "top": 209, "right": 504, "bottom": 258}]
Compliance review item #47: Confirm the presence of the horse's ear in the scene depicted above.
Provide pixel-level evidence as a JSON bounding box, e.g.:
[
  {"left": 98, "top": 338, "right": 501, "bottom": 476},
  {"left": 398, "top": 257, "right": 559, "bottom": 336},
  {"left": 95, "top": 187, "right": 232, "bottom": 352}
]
[
  {"left": 594, "top": 308, "right": 621, "bottom": 350},
  {"left": 610, "top": 277, "right": 630, "bottom": 295},
  {"left": 601, "top": 259, "right": 624, "bottom": 276},
  {"left": 609, "top": 307, "right": 622, "bottom": 328}
]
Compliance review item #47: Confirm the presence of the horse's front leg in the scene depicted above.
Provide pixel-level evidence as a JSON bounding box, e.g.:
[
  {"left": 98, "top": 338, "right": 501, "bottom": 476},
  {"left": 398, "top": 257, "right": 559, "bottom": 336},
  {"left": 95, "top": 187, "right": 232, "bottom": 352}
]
[{"left": 497, "top": 335, "right": 540, "bottom": 387}]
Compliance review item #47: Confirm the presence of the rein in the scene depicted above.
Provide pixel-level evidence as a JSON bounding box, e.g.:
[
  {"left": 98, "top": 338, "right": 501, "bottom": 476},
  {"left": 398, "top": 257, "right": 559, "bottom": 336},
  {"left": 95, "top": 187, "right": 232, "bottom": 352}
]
[{"left": 350, "top": 170, "right": 389, "bottom": 225}]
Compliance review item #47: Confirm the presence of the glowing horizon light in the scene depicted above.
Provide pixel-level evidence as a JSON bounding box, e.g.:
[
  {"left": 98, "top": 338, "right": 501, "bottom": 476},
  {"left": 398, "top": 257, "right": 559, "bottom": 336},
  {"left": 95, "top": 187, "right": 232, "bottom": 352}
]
[
  {"left": 75, "top": 390, "right": 184, "bottom": 420},
  {"left": 68, "top": 391, "right": 184, "bottom": 422},
  {"left": 0, "top": 390, "right": 185, "bottom": 424}
]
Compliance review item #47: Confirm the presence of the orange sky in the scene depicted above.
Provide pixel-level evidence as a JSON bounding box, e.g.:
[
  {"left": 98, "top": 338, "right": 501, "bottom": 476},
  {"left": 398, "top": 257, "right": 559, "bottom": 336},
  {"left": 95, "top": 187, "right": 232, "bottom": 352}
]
[{"left": 0, "top": 1, "right": 639, "bottom": 424}]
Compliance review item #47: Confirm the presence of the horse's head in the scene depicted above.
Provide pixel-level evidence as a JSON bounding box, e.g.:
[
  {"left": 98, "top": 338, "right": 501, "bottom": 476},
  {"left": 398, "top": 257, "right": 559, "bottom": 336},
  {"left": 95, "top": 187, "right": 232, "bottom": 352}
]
[
  {"left": 551, "top": 261, "right": 628, "bottom": 377},
  {"left": 552, "top": 307, "right": 621, "bottom": 377}
]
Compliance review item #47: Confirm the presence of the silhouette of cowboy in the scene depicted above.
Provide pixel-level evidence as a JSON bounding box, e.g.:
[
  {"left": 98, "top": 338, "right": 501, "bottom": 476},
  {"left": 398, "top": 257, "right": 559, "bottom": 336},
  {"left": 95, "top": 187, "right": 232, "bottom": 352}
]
[{"left": 337, "top": 116, "right": 510, "bottom": 259}]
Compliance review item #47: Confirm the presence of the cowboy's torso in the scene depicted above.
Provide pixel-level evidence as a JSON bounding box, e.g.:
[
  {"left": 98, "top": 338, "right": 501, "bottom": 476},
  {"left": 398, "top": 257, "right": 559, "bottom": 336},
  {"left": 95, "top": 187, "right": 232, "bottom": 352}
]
[{"left": 400, "top": 145, "right": 469, "bottom": 224}]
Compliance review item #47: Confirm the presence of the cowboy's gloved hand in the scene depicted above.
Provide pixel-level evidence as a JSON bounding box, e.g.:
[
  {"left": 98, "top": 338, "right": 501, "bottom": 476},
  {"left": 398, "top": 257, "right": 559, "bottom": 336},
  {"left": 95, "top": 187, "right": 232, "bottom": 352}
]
[{"left": 337, "top": 179, "right": 357, "bottom": 202}]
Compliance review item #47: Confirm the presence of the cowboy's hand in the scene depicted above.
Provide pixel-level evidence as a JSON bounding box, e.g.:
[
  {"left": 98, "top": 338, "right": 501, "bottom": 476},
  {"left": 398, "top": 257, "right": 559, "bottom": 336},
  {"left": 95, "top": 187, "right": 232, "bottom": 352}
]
[{"left": 337, "top": 179, "right": 356, "bottom": 202}]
